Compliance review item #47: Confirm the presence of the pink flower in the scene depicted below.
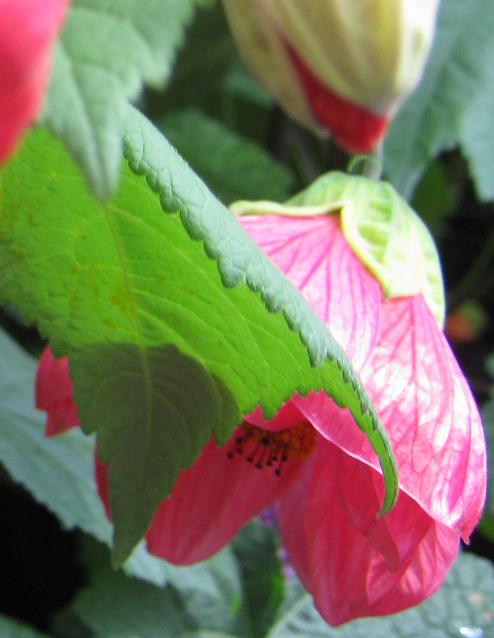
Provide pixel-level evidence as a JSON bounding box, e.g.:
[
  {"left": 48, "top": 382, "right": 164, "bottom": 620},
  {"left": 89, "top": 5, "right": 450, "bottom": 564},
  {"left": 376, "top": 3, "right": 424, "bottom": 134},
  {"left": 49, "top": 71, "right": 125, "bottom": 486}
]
[
  {"left": 0, "top": 0, "right": 68, "bottom": 164},
  {"left": 36, "top": 345, "right": 79, "bottom": 437},
  {"left": 36, "top": 213, "right": 486, "bottom": 626}
]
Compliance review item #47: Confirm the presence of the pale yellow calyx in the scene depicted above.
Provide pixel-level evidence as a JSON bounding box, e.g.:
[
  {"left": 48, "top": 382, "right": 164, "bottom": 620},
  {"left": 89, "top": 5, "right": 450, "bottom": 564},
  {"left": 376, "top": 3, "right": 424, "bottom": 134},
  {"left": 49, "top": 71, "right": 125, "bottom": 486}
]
[
  {"left": 287, "top": 172, "right": 446, "bottom": 326},
  {"left": 230, "top": 200, "right": 341, "bottom": 218},
  {"left": 233, "top": 172, "right": 446, "bottom": 327}
]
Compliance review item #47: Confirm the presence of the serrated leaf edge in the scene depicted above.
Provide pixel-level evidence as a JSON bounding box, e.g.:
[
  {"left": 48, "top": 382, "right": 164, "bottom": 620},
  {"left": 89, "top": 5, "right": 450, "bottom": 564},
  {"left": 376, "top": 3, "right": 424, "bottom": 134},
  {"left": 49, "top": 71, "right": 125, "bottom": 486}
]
[{"left": 122, "top": 106, "right": 398, "bottom": 514}]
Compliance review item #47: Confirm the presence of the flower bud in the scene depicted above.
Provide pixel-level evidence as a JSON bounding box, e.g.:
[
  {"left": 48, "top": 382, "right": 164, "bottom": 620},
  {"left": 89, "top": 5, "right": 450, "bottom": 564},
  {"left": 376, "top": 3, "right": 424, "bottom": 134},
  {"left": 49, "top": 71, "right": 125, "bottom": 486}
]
[{"left": 223, "top": 0, "right": 439, "bottom": 152}]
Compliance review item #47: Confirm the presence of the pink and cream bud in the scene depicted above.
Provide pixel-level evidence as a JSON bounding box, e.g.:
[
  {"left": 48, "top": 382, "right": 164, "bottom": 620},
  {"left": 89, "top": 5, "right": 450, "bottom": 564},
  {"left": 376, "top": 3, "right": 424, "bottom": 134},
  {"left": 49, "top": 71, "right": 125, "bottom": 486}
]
[{"left": 223, "top": 0, "right": 440, "bottom": 152}]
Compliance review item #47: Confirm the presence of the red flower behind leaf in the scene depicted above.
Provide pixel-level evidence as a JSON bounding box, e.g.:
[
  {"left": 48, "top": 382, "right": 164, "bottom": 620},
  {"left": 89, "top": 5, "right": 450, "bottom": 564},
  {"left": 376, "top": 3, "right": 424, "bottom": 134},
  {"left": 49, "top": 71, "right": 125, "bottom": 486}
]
[
  {"left": 36, "top": 214, "right": 486, "bottom": 626},
  {"left": 36, "top": 345, "right": 78, "bottom": 437},
  {"left": 0, "top": 0, "right": 68, "bottom": 164}
]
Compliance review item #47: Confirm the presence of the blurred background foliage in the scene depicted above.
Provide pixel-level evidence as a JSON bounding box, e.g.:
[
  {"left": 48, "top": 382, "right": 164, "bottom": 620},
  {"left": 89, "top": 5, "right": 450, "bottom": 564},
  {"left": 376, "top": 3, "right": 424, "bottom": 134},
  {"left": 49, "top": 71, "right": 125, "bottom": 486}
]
[{"left": 1, "top": 0, "right": 494, "bottom": 636}]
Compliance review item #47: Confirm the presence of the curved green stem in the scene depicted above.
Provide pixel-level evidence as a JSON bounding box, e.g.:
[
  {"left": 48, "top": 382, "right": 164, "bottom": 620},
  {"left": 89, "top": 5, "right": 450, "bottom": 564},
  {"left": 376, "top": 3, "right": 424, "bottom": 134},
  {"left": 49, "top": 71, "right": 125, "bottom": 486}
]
[{"left": 347, "top": 142, "right": 383, "bottom": 180}]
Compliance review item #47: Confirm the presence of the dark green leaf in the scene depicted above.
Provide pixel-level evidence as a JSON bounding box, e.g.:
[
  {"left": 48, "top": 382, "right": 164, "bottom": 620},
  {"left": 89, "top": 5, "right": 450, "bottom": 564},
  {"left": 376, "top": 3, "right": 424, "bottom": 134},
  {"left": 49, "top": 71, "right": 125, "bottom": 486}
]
[
  {"left": 222, "top": 62, "right": 272, "bottom": 108},
  {"left": 0, "top": 615, "right": 54, "bottom": 638},
  {"left": 479, "top": 356, "right": 492, "bottom": 541},
  {"left": 49, "top": 608, "right": 93, "bottom": 638},
  {"left": 153, "top": 3, "right": 272, "bottom": 145},
  {"left": 459, "top": 57, "right": 494, "bottom": 202},
  {"left": 0, "top": 110, "right": 397, "bottom": 564},
  {"left": 42, "top": 0, "right": 195, "bottom": 198},
  {"left": 75, "top": 542, "right": 241, "bottom": 638},
  {"left": 74, "top": 342, "right": 239, "bottom": 567},
  {"left": 151, "top": 3, "right": 236, "bottom": 118},
  {"left": 161, "top": 109, "right": 293, "bottom": 203},
  {"left": 177, "top": 550, "right": 242, "bottom": 635},
  {"left": 411, "top": 161, "right": 456, "bottom": 233},
  {"left": 384, "top": 0, "right": 494, "bottom": 201},
  {"left": 0, "top": 328, "right": 109, "bottom": 543},
  {"left": 75, "top": 566, "right": 190, "bottom": 638},
  {"left": 232, "top": 520, "right": 284, "bottom": 637},
  {"left": 0, "top": 327, "right": 197, "bottom": 587},
  {"left": 266, "top": 578, "right": 328, "bottom": 638}
]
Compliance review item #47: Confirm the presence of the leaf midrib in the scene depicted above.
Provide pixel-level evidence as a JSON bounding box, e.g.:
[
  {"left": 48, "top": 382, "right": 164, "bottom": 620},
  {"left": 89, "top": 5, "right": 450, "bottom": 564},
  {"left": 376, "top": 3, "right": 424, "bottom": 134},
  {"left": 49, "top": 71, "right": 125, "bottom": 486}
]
[
  {"left": 101, "top": 202, "right": 154, "bottom": 499},
  {"left": 265, "top": 592, "right": 313, "bottom": 638}
]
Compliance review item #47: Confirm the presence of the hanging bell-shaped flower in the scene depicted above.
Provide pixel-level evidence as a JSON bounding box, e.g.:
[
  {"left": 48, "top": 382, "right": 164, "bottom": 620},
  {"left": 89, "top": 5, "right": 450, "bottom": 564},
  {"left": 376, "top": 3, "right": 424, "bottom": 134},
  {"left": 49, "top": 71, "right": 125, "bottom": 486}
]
[{"left": 36, "top": 171, "right": 486, "bottom": 626}]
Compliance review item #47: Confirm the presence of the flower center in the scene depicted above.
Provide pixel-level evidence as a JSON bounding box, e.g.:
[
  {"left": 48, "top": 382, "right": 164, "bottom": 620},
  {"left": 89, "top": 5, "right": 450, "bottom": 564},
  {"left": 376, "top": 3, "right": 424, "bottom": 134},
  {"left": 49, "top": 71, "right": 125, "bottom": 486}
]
[{"left": 227, "top": 421, "right": 316, "bottom": 476}]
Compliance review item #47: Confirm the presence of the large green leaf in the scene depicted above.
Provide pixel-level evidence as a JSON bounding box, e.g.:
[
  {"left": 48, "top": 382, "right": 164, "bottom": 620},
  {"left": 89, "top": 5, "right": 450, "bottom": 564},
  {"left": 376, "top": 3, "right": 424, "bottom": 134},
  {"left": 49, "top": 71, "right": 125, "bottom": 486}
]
[
  {"left": 156, "top": 4, "right": 238, "bottom": 118},
  {"left": 231, "top": 520, "right": 284, "bottom": 638},
  {"left": 0, "top": 329, "right": 109, "bottom": 543},
  {"left": 75, "top": 567, "right": 190, "bottom": 638},
  {"left": 479, "top": 354, "right": 494, "bottom": 540},
  {"left": 384, "top": 0, "right": 494, "bottom": 201},
  {"left": 222, "top": 61, "right": 272, "bottom": 109},
  {"left": 180, "top": 551, "right": 242, "bottom": 635},
  {"left": 155, "top": 3, "right": 273, "bottom": 146},
  {"left": 64, "top": 539, "right": 494, "bottom": 638},
  {"left": 0, "top": 616, "right": 54, "bottom": 638},
  {"left": 459, "top": 64, "right": 494, "bottom": 202},
  {"left": 0, "top": 326, "right": 207, "bottom": 587},
  {"left": 267, "top": 554, "right": 494, "bottom": 637},
  {"left": 160, "top": 109, "right": 293, "bottom": 203},
  {"left": 42, "top": 0, "right": 195, "bottom": 199},
  {"left": 0, "top": 109, "right": 397, "bottom": 564},
  {"left": 74, "top": 539, "right": 242, "bottom": 638}
]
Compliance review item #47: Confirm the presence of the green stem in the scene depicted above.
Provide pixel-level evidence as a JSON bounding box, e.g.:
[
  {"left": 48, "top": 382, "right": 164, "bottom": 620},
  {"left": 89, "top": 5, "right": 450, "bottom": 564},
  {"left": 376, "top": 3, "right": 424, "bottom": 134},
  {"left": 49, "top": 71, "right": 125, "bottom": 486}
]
[{"left": 347, "top": 142, "right": 383, "bottom": 180}]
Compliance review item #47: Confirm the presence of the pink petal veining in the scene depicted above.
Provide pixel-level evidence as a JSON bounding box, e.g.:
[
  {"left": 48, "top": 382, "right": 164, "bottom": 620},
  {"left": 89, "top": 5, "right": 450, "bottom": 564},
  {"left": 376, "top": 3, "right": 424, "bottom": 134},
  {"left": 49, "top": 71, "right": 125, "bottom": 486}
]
[
  {"left": 295, "top": 294, "right": 486, "bottom": 541},
  {"left": 239, "top": 215, "right": 382, "bottom": 370},
  {"left": 277, "top": 440, "right": 459, "bottom": 625}
]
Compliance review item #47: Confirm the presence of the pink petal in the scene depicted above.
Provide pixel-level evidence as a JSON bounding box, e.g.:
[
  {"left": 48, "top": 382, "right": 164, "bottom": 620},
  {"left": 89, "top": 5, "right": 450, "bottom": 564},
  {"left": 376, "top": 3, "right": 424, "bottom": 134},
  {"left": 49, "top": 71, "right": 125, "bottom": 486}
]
[
  {"left": 0, "top": 0, "right": 68, "bottom": 163},
  {"left": 277, "top": 440, "right": 459, "bottom": 626},
  {"left": 239, "top": 215, "right": 382, "bottom": 370},
  {"left": 294, "top": 294, "right": 486, "bottom": 540},
  {"left": 96, "top": 428, "right": 307, "bottom": 565},
  {"left": 36, "top": 346, "right": 79, "bottom": 436},
  {"left": 246, "top": 401, "right": 307, "bottom": 432}
]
